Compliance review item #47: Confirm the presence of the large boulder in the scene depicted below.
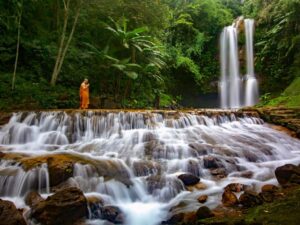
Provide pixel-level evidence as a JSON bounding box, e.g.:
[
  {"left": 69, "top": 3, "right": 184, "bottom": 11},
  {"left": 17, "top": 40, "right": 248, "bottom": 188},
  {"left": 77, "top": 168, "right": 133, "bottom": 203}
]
[
  {"left": 222, "top": 190, "right": 238, "bottom": 207},
  {"left": 0, "top": 199, "right": 26, "bottom": 225},
  {"left": 178, "top": 173, "right": 200, "bottom": 186},
  {"left": 25, "top": 191, "right": 44, "bottom": 208},
  {"left": 47, "top": 157, "right": 73, "bottom": 187},
  {"left": 275, "top": 164, "right": 300, "bottom": 187},
  {"left": 30, "top": 187, "right": 87, "bottom": 225}
]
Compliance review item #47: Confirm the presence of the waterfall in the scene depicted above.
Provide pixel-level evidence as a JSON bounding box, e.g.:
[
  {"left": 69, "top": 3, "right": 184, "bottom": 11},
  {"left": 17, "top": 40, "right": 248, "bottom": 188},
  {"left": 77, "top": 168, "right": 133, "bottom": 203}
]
[
  {"left": 219, "top": 26, "right": 241, "bottom": 108},
  {"left": 1, "top": 111, "right": 300, "bottom": 225},
  {"left": 244, "top": 19, "right": 259, "bottom": 106},
  {"left": 219, "top": 18, "right": 259, "bottom": 108}
]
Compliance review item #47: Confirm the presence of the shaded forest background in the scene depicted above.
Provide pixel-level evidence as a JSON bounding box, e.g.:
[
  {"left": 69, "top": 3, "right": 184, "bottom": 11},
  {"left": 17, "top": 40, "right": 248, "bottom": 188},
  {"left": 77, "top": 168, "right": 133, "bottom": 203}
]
[{"left": 0, "top": 0, "right": 299, "bottom": 110}]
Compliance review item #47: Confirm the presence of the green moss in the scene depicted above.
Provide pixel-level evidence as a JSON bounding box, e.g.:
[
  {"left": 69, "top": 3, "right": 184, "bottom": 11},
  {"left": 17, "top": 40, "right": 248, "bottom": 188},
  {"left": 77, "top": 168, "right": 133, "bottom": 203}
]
[
  {"left": 244, "top": 187, "right": 300, "bottom": 225},
  {"left": 263, "top": 77, "right": 300, "bottom": 108},
  {"left": 195, "top": 187, "right": 300, "bottom": 225}
]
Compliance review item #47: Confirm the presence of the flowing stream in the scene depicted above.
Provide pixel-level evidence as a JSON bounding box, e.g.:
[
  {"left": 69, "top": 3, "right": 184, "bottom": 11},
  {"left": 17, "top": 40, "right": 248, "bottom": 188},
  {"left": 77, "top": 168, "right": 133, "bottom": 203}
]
[{"left": 1, "top": 111, "right": 300, "bottom": 225}]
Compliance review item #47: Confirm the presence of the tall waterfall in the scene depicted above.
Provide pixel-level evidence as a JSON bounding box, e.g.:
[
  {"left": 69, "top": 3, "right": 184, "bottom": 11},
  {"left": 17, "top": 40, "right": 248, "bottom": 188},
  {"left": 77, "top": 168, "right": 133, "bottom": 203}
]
[
  {"left": 219, "top": 18, "right": 259, "bottom": 108},
  {"left": 1, "top": 110, "right": 300, "bottom": 225}
]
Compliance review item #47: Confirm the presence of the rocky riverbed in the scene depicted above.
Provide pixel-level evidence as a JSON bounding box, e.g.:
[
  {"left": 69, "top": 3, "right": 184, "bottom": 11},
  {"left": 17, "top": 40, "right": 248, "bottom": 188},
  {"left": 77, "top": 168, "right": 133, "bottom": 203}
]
[{"left": 0, "top": 108, "right": 300, "bottom": 225}]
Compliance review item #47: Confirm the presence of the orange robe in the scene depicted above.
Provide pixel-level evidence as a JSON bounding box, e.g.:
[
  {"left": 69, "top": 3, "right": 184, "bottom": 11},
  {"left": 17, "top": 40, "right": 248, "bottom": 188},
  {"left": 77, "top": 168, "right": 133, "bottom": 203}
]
[{"left": 80, "top": 83, "right": 89, "bottom": 109}]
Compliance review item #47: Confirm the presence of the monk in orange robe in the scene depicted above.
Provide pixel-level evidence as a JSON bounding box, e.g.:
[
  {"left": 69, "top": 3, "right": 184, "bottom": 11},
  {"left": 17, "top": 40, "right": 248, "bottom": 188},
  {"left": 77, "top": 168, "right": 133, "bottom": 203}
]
[{"left": 80, "top": 78, "right": 90, "bottom": 109}]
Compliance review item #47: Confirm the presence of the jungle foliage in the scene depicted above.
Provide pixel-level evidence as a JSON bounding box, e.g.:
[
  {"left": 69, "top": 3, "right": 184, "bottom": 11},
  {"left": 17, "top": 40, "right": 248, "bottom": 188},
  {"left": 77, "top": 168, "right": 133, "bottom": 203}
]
[{"left": 0, "top": 0, "right": 298, "bottom": 109}]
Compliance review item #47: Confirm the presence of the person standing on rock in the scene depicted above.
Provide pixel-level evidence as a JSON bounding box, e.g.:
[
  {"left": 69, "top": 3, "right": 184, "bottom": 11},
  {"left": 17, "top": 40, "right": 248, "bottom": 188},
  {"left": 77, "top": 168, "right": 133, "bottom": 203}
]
[{"left": 80, "top": 78, "right": 90, "bottom": 109}]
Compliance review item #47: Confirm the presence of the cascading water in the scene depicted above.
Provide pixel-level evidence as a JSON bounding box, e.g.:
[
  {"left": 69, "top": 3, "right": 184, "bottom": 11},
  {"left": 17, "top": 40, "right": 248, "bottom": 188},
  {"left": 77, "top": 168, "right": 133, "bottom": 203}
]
[
  {"left": 220, "top": 25, "right": 241, "bottom": 108},
  {"left": 244, "top": 19, "right": 259, "bottom": 106},
  {"left": 219, "top": 17, "right": 259, "bottom": 108},
  {"left": 1, "top": 110, "right": 300, "bottom": 225}
]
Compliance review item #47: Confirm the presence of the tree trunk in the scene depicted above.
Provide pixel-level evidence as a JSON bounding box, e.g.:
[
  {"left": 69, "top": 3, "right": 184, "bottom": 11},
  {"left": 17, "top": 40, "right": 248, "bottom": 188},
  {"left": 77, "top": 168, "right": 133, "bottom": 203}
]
[
  {"left": 11, "top": 0, "right": 23, "bottom": 91},
  {"left": 50, "top": 0, "right": 70, "bottom": 86},
  {"left": 50, "top": 0, "right": 82, "bottom": 86},
  {"left": 55, "top": 2, "right": 81, "bottom": 78}
]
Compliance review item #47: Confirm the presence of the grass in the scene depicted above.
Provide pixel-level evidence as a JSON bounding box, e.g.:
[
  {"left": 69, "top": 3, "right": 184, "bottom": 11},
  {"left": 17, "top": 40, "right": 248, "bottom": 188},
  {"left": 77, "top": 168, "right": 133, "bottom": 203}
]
[{"left": 261, "top": 77, "right": 300, "bottom": 108}]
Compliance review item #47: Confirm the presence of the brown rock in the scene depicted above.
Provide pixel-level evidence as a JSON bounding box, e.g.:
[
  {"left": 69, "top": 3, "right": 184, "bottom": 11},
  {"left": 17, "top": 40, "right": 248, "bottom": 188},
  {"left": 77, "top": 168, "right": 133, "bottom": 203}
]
[
  {"left": 239, "top": 190, "right": 262, "bottom": 207},
  {"left": 225, "top": 183, "right": 245, "bottom": 193},
  {"left": 275, "top": 164, "right": 300, "bottom": 187},
  {"left": 222, "top": 190, "right": 238, "bottom": 207},
  {"left": 102, "top": 206, "right": 123, "bottom": 224},
  {"left": 261, "top": 184, "right": 279, "bottom": 193},
  {"left": 197, "top": 195, "right": 208, "bottom": 203},
  {"left": 211, "top": 168, "right": 227, "bottom": 178},
  {"left": 178, "top": 173, "right": 200, "bottom": 186},
  {"left": 31, "top": 187, "right": 87, "bottom": 225},
  {"left": 132, "top": 160, "right": 161, "bottom": 177},
  {"left": 25, "top": 191, "right": 44, "bottom": 208},
  {"left": 86, "top": 196, "right": 104, "bottom": 219},
  {"left": 196, "top": 206, "right": 214, "bottom": 219},
  {"left": 259, "top": 191, "right": 274, "bottom": 203},
  {"left": 183, "top": 212, "right": 197, "bottom": 222},
  {"left": 0, "top": 199, "right": 26, "bottom": 225},
  {"left": 203, "top": 156, "right": 223, "bottom": 169},
  {"left": 47, "top": 157, "right": 73, "bottom": 187},
  {"left": 162, "top": 213, "right": 184, "bottom": 224}
]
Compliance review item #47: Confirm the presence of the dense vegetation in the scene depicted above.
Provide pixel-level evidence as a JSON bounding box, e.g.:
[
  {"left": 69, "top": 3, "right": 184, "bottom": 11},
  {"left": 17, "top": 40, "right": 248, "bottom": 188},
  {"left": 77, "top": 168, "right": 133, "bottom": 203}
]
[{"left": 0, "top": 0, "right": 299, "bottom": 110}]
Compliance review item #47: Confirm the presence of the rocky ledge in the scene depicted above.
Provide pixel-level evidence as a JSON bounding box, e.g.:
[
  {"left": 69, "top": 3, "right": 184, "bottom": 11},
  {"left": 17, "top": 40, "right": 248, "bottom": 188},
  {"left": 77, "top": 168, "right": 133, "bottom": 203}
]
[{"left": 243, "top": 107, "right": 300, "bottom": 138}]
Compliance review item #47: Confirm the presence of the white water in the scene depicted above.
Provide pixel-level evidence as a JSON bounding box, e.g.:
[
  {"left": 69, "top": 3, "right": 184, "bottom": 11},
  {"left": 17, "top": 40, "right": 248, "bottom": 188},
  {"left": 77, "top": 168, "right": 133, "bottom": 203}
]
[
  {"left": 1, "top": 111, "right": 300, "bottom": 225},
  {"left": 220, "top": 18, "right": 259, "bottom": 108},
  {"left": 244, "top": 19, "right": 259, "bottom": 106}
]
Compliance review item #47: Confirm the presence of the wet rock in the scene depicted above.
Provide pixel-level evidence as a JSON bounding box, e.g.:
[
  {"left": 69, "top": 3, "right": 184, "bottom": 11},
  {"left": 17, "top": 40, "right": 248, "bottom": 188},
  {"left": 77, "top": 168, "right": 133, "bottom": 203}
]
[
  {"left": 161, "top": 213, "right": 185, "bottom": 224},
  {"left": 213, "top": 146, "right": 238, "bottom": 157},
  {"left": 142, "top": 132, "right": 158, "bottom": 142},
  {"left": 178, "top": 173, "right": 200, "bottom": 186},
  {"left": 102, "top": 206, "right": 123, "bottom": 224},
  {"left": 259, "top": 191, "right": 274, "bottom": 203},
  {"left": 186, "top": 182, "right": 207, "bottom": 192},
  {"left": 132, "top": 160, "right": 161, "bottom": 177},
  {"left": 0, "top": 112, "right": 11, "bottom": 126},
  {"left": 188, "top": 143, "right": 212, "bottom": 156},
  {"left": 196, "top": 206, "right": 214, "bottom": 219},
  {"left": 225, "top": 183, "right": 245, "bottom": 193},
  {"left": 186, "top": 160, "right": 201, "bottom": 177},
  {"left": 30, "top": 187, "right": 87, "bottom": 225},
  {"left": 146, "top": 175, "right": 165, "bottom": 194},
  {"left": 211, "top": 168, "right": 227, "bottom": 178},
  {"left": 197, "top": 195, "right": 208, "bottom": 203},
  {"left": 222, "top": 190, "right": 238, "bottom": 207},
  {"left": 86, "top": 196, "right": 104, "bottom": 219},
  {"left": 239, "top": 191, "right": 263, "bottom": 207},
  {"left": 261, "top": 184, "right": 279, "bottom": 193},
  {"left": 146, "top": 175, "right": 184, "bottom": 197},
  {"left": 240, "top": 171, "right": 253, "bottom": 179},
  {"left": 203, "top": 156, "right": 223, "bottom": 169},
  {"left": 275, "top": 164, "right": 300, "bottom": 187},
  {"left": 144, "top": 140, "right": 165, "bottom": 158},
  {"left": 25, "top": 191, "right": 44, "bottom": 208},
  {"left": 183, "top": 212, "right": 197, "bottom": 223},
  {"left": 243, "top": 150, "right": 258, "bottom": 162},
  {"left": 0, "top": 199, "right": 26, "bottom": 225},
  {"left": 47, "top": 157, "right": 73, "bottom": 187}
]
